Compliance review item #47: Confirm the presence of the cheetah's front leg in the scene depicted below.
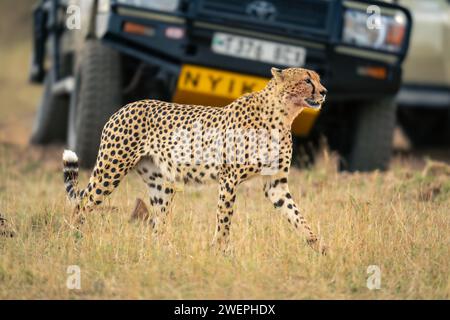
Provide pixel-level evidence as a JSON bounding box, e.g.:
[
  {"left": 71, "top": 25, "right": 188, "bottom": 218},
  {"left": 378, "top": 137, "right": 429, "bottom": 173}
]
[
  {"left": 212, "top": 172, "right": 237, "bottom": 253},
  {"left": 264, "top": 174, "right": 327, "bottom": 255}
]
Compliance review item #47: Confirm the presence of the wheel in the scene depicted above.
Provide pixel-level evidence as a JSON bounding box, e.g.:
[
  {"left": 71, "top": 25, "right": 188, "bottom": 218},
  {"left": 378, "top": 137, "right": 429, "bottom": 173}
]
[
  {"left": 291, "top": 136, "right": 318, "bottom": 169},
  {"left": 345, "top": 97, "right": 396, "bottom": 172},
  {"left": 446, "top": 109, "right": 450, "bottom": 147},
  {"left": 30, "top": 72, "right": 69, "bottom": 144},
  {"left": 68, "top": 40, "right": 122, "bottom": 168}
]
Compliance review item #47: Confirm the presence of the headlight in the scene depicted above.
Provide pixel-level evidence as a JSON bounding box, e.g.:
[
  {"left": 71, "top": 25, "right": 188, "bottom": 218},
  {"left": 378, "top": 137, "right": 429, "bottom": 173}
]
[
  {"left": 116, "top": 0, "right": 180, "bottom": 12},
  {"left": 342, "top": 8, "right": 407, "bottom": 53}
]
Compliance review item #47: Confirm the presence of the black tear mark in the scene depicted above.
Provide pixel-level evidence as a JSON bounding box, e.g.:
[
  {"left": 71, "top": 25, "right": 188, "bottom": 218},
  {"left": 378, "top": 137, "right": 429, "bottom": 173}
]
[{"left": 311, "top": 81, "right": 316, "bottom": 94}]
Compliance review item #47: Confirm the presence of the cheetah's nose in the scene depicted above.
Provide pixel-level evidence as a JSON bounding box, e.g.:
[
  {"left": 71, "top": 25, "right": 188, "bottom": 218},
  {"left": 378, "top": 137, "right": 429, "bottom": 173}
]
[{"left": 320, "top": 88, "right": 328, "bottom": 96}]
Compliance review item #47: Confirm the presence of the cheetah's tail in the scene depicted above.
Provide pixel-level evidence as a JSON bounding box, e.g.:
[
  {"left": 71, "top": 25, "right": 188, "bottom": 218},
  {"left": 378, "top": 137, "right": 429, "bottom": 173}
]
[{"left": 62, "top": 150, "right": 82, "bottom": 203}]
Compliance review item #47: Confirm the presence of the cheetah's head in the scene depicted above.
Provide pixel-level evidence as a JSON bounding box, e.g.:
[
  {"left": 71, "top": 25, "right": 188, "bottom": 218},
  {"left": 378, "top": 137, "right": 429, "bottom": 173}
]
[{"left": 270, "top": 67, "right": 327, "bottom": 111}]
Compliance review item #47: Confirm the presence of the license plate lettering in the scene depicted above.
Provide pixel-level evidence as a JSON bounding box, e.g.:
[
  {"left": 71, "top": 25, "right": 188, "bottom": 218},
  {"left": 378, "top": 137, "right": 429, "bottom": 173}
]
[
  {"left": 177, "top": 65, "right": 268, "bottom": 99},
  {"left": 212, "top": 32, "right": 306, "bottom": 67}
]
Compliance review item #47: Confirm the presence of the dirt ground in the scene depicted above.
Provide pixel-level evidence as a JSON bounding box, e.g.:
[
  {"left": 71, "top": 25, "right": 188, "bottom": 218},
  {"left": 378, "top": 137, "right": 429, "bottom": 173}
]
[{"left": 0, "top": 1, "right": 448, "bottom": 299}]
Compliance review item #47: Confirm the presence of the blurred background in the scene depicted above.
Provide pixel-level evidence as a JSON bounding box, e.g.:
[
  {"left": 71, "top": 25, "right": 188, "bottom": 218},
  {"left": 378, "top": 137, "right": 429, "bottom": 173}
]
[
  {"left": 0, "top": 0, "right": 449, "bottom": 169},
  {"left": 0, "top": 1, "right": 41, "bottom": 145},
  {"left": 1, "top": 1, "right": 449, "bottom": 301}
]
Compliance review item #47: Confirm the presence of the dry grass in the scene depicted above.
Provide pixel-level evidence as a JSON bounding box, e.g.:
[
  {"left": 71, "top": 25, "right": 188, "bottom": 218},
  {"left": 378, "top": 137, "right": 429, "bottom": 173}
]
[{"left": 0, "top": 144, "right": 449, "bottom": 299}]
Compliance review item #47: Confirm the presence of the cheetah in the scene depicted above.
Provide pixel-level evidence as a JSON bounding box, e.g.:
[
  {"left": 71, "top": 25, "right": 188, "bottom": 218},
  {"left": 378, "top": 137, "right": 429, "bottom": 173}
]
[{"left": 63, "top": 67, "right": 328, "bottom": 254}]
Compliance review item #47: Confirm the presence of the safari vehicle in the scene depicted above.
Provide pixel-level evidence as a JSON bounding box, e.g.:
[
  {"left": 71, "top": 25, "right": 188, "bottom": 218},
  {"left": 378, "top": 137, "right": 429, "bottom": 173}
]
[
  {"left": 30, "top": 0, "right": 412, "bottom": 171},
  {"left": 395, "top": 0, "right": 450, "bottom": 147}
]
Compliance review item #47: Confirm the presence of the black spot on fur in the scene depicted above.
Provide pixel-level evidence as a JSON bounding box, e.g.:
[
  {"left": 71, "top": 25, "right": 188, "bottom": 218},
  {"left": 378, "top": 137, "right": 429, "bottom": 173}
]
[{"left": 274, "top": 199, "right": 284, "bottom": 208}]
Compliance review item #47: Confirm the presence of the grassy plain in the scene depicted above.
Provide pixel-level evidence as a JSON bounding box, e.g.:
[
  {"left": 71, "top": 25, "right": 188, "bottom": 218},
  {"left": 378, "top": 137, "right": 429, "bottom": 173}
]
[{"left": 0, "top": 143, "right": 449, "bottom": 299}]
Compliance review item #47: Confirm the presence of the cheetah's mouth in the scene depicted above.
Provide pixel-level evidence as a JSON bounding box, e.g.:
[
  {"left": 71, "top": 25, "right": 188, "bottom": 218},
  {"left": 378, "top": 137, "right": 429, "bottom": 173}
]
[{"left": 305, "top": 98, "right": 322, "bottom": 109}]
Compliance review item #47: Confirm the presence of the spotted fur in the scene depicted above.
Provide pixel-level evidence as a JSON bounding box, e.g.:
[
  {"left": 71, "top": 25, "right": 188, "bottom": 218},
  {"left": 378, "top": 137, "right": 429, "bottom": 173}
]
[{"left": 62, "top": 67, "right": 328, "bottom": 254}]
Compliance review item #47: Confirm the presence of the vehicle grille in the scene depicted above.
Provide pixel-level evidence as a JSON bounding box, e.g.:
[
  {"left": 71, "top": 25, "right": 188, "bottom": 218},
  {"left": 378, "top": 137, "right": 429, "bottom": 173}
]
[{"left": 196, "top": 0, "right": 333, "bottom": 39}]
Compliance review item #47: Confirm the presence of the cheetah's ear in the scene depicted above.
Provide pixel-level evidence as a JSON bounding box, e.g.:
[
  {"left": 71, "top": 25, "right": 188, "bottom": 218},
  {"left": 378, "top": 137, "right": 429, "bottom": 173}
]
[{"left": 271, "top": 67, "right": 284, "bottom": 82}]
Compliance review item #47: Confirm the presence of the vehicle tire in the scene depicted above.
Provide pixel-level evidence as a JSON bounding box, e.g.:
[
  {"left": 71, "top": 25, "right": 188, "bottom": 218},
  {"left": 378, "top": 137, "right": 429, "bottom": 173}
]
[
  {"left": 30, "top": 72, "right": 69, "bottom": 144},
  {"left": 346, "top": 97, "right": 396, "bottom": 172},
  {"left": 68, "top": 40, "right": 122, "bottom": 168},
  {"left": 446, "top": 109, "right": 450, "bottom": 146}
]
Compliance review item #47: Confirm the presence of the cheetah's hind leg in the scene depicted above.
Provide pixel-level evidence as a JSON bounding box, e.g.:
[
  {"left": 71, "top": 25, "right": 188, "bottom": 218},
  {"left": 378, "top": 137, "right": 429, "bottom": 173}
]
[{"left": 134, "top": 157, "right": 176, "bottom": 235}]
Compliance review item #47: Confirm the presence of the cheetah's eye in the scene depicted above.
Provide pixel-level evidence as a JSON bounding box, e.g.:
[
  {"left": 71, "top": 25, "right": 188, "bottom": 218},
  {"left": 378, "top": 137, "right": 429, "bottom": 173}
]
[{"left": 305, "top": 78, "right": 312, "bottom": 84}]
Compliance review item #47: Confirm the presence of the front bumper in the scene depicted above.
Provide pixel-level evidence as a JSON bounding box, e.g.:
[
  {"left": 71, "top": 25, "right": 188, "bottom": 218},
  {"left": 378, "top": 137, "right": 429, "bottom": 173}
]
[
  {"left": 397, "top": 84, "right": 450, "bottom": 109},
  {"left": 100, "top": 3, "right": 408, "bottom": 102}
]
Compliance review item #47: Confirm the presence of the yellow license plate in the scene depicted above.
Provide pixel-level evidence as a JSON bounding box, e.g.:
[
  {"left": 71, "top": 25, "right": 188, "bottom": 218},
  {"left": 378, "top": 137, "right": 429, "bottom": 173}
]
[
  {"left": 174, "top": 64, "right": 268, "bottom": 100},
  {"left": 172, "top": 64, "right": 319, "bottom": 136}
]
